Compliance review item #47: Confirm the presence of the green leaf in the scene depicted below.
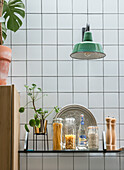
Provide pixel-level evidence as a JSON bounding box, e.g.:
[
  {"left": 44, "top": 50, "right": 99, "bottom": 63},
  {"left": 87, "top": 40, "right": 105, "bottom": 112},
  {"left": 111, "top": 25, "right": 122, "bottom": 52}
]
[
  {"left": 2, "top": 22, "right": 7, "bottom": 43},
  {"left": 36, "top": 119, "right": 41, "bottom": 128},
  {"left": 29, "top": 119, "right": 36, "bottom": 127},
  {"left": 25, "top": 124, "right": 29, "bottom": 132},
  {"left": 34, "top": 113, "right": 38, "bottom": 119},
  {"left": 32, "top": 84, "right": 36, "bottom": 87},
  {"left": 2, "top": 0, "right": 25, "bottom": 32},
  {"left": 19, "top": 107, "right": 25, "bottom": 113},
  {"left": 37, "top": 88, "right": 42, "bottom": 91},
  {"left": 44, "top": 110, "right": 48, "bottom": 114},
  {"left": 54, "top": 106, "right": 59, "bottom": 113},
  {"left": 27, "top": 93, "right": 32, "bottom": 96},
  {"left": 24, "top": 85, "right": 29, "bottom": 89}
]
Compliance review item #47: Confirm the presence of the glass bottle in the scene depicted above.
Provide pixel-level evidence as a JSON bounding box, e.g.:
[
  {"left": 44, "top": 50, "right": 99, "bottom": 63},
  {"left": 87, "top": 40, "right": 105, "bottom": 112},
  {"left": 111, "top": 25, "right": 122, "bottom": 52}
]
[
  {"left": 88, "top": 126, "right": 99, "bottom": 150},
  {"left": 78, "top": 114, "right": 88, "bottom": 150},
  {"left": 64, "top": 118, "right": 76, "bottom": 150},
  {"left": 53, "top": 118, "right": 63, "bottom": 150}
]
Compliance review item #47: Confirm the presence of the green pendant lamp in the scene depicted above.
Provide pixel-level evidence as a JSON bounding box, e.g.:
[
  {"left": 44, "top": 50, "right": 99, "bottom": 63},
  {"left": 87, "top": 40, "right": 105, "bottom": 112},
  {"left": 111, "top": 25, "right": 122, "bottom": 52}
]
[{"left": 70, "top": 24, "right": 106, "bottom": 60}]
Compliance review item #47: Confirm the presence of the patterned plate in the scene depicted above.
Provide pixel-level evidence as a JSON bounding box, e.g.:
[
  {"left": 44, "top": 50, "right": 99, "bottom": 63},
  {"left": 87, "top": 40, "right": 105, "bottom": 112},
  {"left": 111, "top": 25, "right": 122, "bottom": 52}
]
[{"left": 56, "top": 104, "right": 97, "bottom": 144}]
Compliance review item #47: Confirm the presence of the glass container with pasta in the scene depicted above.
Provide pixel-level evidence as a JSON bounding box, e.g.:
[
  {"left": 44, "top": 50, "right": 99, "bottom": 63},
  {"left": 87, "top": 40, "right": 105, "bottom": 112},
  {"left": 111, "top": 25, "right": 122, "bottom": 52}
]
[
  {"left": 64, "top": 118, "right": 76, "bottom": 150},
  {"left": 53, "top": 118, "right": 63, "bottom": 150}
]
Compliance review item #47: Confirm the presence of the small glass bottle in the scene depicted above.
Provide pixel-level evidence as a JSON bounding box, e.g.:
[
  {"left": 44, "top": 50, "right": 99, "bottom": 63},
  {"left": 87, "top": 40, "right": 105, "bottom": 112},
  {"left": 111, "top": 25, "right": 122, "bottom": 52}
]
[
  {"left": 88, "top": 126, "right": 99, "bottom": 150},
  {"left": 53, "top": 118, "right": 63, "bottom": 150},
  {"left": 78, "top": 114, "right": 88, "bottom": 150},
  {"left": 64, "top": 118, "right": 76, "bottom": 150}
]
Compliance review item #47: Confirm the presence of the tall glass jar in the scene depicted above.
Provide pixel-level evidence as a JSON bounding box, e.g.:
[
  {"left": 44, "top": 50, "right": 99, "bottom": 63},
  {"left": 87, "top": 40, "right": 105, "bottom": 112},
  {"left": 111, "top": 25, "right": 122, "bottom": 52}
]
[
  {"left": 88, "top": 126, "right": 99, "bottom": 150},
  {"left": 53, "top": 118, "right": 63, "bottom": 150},
  {"left": 64, "top": 118, "right": 76, "bottom": 150}
]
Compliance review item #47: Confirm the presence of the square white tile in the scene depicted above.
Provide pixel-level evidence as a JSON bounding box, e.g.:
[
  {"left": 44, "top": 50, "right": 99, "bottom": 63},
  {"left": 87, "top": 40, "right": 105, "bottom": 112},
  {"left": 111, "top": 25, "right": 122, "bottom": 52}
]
[
  {"left": 119, "top": 46, "right": 124, "bottom": 60},
  {"left": 59, "top": 157, "right": 73, "bottom": 170},
  {"left": 58, "top": 0, "right": 72, "bottom": 13},
  {"left": 20, "top": 157, "right": 26, "bottom": 170},
  {"left": 73, "top": 0, "right": 87, "bottom": 13},
  {"left": 104, "top": 46, "right": 118, "bottom": 60},
  {"left": 27, "top": 30, "right": 41, "bottom": 44},
  {"left": 12, "top": 61, "right": 26, "bottom": 76},
  {"left": 104, "top": 30, "right": 118, "bottom": 45},
  {"left": 43, "top": 14, "right": 57, "bottom": 29},
  {"left": 89, "top": 61, "right": 103, "bottom": 76},
  {"left": 73, "top": 14, "right": 87, "bottom": 29},
  {"left": 91, "top": 30, "right": 103, "bottom": 44},
  {"left": 119, "top": 0, "right": 124, "bottom": 13},
  {"left": 58, "top": 77, "right": 72, "bottom": 92},
  {"left": 12, "top": 46, "right": 26, "bottom": 60},
  {"left": 120, "top": 109, "right": 124, "bottom": 123},
  {"left": 89, "top": 77, "right": 103, "bottom": 92},
  {"left": 43, "top": 77, "right": 57, "bottom": 92},
  {"left": 104, "top": 77, "right": 118, "bottom": 92},
  {"left": 28, "top": 157, "right": 42, "bottom": 170},
  {"left": 73, "top": 60, "right": 87, "bottom": 76},
  {"left": 73, "top": 30, "right": 82, "bottom": 44},
  {"left": 43, "top": 61, "right": 57, "bottom": 76},
  {"left": 104, "top": 14, "right": 118, "bottom": 29},
  {"left": 74, "top": 93, "right": 88, "bottom": 107},
  {"left": 58, "top": 30, "right": 72, "bottom": 44},
  {"left": 43, "top": 157, "right": 57, "bottom": 170},
  {"left": 27, "top": 77, "right": 42, "bottom": 88},
  {"left": 104, "top": 0, "right": 117, "bottom": 13},
  {"left": 43, "top": 93, "right": 57, "bottom": 107},
  {"left": 120, "top": 61, "right": 124, "bottom": 76},
  {"left": 27, "top": 61, "right": 41, "bottom": 76},
  {"left": 59, "top": 93, "right": 72, "bottom": 107},
  {"left": 89, "top": 0, "right": 102, "bottom": 13},
  {"left": 27, "top": 14, "right": 41, "bottom": 29},
  {"left": 89, "top": 14, "right": 102, "bottom": 29},
  {"left": 89, "top": 93, "right": 103, "bottom": 108},
  {"left": 105, "top": 157, "right": 119, "bottom": 170},
  {"left": 12, "top": 30, "right": 26, "bottom": 44},
  {"left": 119, "top": 77, "right": 124, "bottom": 92},
  {"left": 104, "top": 93, "right": 118, "bottom": 108},
  {"left": 43, "top": 46, "right": 57, "bottom": 60},
  {"left": 12, "top": 77, "right": 26, "bottom": 92},
  {"left": 58, "top": 46, "right": 72, "bottom": 60},
  {"left": 27, "top": 0, "right": 41, "bottom": 13},
  {"left": 90, "top": 157, "right": 104, "bottom": 170},
  {"left": 58, "top": 61, "right": 72, "bottom": 76},
  {"left": 43, "top": 30, "right": 57, "bottom": 44},
  {"left": 74, "top": 77, "right": 88, "bottom": 92},
  {"left": 104, "top": 61, "right": 118, "bottom": 76},
  {"left": 120, "top": 125, "right": 124, "bottom": 139},
  {"left": 120, "top": 93, "right": 124, "bottom": 107},
  {"left": 119, "top": 14, "right": 124, "bottom": 29},
  {"left": 42, "top": 0, "right": 56, "bottom": 13},
  {"left": 74, "top": 157, "right": 88, "bottom": 170},
  {"left": 27, "top": 46, "right": 41, "bottom": 60},
  {"left": 58, "top": 14, "right": 72, "bottom": 29},
  {"left": 90, "top": 109, "right": 103, "bottom": 123},
  {"left": 119, "top": 30, "right": 124, "bottom": 44}
]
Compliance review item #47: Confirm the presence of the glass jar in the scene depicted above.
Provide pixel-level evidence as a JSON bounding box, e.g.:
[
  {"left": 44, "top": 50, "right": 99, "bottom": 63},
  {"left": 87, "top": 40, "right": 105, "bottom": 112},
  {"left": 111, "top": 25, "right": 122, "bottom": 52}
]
[
  {"left": 88, "top": 126, "right": 99, "bottom": 150},
  {"left": 64, "top": 118, "right": 76, "bottom": 150},
  {"left": 53, "top": 118, "right": 63, "bottom": 150}
]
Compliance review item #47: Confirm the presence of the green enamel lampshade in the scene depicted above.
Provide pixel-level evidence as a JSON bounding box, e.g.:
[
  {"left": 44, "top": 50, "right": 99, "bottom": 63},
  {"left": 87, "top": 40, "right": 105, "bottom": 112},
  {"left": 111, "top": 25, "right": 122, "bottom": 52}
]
[{"left": 70, "top": 31, "right": 106, "bottom": 60}]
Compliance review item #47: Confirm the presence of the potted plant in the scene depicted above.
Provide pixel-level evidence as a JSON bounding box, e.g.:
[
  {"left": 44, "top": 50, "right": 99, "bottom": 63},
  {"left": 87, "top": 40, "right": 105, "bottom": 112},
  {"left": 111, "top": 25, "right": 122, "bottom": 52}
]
[
  {"left": 0, "top": 0, "right": 25, "bottom": 85},
  {"left": 19, "top": 84, "right": 59, "bottom": 133}
]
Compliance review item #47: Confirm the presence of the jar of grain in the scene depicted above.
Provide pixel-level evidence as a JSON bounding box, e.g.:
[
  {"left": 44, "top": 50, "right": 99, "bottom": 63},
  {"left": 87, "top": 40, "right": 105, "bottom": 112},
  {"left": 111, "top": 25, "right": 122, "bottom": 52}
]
[
  {"left": 64, "top": 118, "right": 76, "bottom": 150},
  {"left": 88, "top": 126, "right": 99, "bottom": 150},
  {"left": 53, "top": 118, "right": 63, "bottom": 150}
]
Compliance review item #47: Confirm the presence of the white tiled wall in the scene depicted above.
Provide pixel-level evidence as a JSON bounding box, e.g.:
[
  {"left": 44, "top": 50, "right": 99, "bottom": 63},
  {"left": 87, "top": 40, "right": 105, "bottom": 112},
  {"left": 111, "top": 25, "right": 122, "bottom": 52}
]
[{"left": 6, "top": 0, "right": 124, "bottom": 169}]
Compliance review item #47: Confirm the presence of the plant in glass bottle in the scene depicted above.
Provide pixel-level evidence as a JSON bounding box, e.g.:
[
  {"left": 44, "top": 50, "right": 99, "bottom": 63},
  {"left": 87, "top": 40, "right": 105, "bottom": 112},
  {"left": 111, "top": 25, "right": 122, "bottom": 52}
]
[
  {"left": 0, "top": 0, "right": 25, "bottom": 85},
  {"left": 19, "top": 84, "right": 59, "bottom": 133}
]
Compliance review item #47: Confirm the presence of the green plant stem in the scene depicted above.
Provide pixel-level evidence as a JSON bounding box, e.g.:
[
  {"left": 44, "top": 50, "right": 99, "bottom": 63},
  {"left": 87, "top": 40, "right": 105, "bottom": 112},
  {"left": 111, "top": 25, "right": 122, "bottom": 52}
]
[
  {"left": 44, "top": 108, "right": 54, "bottom": 119},
  {"left": 32, "top": 98, "right": 37, "bottom": 113},
  {"left": 0, "top": 0, "right": 4, "bottom": 45}
]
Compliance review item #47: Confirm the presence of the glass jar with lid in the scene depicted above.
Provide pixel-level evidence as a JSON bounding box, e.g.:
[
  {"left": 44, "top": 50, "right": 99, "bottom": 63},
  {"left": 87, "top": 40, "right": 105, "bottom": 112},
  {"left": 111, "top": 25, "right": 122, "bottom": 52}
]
[
  {"left": 53, "top": 118, "right": 63, "bottom": 150},
  {"left": 64, "top": 118, "right": 76, "bottom": 150},
  {"left": 88, "top": 126, "right": 99, "bottom": 150}
]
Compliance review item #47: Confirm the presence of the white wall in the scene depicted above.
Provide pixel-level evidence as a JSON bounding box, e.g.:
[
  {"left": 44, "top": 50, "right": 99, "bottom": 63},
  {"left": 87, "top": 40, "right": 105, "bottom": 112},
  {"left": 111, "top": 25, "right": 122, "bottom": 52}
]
[{"left": 6, "top": 0, "right": 124, "bottom": 169}]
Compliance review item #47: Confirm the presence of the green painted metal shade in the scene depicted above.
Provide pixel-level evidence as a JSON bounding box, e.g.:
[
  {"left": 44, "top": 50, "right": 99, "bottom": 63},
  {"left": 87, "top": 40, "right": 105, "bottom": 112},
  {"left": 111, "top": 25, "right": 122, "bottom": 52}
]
[{"left": 70, "top": 31, "right": 106, "bottom": 60}]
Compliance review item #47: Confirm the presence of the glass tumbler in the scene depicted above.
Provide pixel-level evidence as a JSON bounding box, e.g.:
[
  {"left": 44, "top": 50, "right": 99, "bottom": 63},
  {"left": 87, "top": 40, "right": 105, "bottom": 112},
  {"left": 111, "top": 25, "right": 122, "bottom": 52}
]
[
  {"left": 64, "top": 118, "right": 76, "bottom": 150},
  {"left": 53, "top": 118, "right": 63, "bottom": 150},
  {"left": 88, "top": 126, "right": 99, "bottom": 150}
]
